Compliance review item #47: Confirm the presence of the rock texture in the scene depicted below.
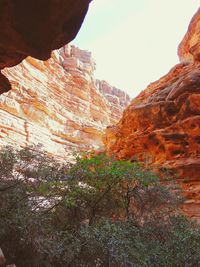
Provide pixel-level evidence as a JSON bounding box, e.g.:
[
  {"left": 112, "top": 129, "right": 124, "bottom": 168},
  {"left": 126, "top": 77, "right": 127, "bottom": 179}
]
[
  {"left": 105, "top": 9, "right": 200, "bottom": 221},
  {"left": 0, "top": 0, "right": 91, "bottom": 93},
  {"left": 0, "top": 45, "right": 130, "bottom": 160}
]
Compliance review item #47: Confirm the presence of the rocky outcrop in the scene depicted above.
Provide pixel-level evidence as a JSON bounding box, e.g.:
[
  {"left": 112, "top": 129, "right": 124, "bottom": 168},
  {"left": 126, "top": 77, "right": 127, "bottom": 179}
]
[
  {"left": 105, "top": 9, "right": 200, "bottom": 221},
  {"left": 0, "top": 0, "right": 91, "bottom": 93},
  {"left": 0, "top": 45, "right": 130, "bottom": 160},
  {"left": 179, "top": 8, "right": 200, "bottom": 63}
]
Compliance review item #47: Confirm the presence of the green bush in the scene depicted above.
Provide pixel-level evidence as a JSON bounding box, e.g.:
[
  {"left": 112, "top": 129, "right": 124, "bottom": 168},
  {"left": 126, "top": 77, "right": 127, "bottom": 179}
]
[{"left": 0, "top": 147, "right": 200, "bottom": 267}]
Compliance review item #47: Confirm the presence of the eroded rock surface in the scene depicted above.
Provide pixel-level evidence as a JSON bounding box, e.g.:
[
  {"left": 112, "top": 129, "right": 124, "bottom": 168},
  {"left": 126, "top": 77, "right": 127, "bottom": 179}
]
[
  {"left": 0, "top": 45, "right": 130, "bottom": 160},
  {"left": 105, "top": 9, "right": 200, "bottom": 221},
  {"left": 0, "top": 0, "right": 91, "bottom": 92}
]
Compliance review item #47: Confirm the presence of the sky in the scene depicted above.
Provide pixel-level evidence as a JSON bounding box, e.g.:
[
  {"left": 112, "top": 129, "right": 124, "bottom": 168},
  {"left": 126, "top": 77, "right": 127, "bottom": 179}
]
[{"left": 73, "top": 0, "right": 199, "bottom": 98}]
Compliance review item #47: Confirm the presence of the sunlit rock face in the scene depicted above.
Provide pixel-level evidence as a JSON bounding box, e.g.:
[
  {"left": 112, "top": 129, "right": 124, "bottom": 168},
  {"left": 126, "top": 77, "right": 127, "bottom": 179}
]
[
  {"left": 0, "top": 45, "right": 130, "bottom": 160},
  {"left": 0, "top": 0, "right": 91, "bottom": 93},
  {"left": 105, "top": 9, "right": 200, "bottom": 221}
]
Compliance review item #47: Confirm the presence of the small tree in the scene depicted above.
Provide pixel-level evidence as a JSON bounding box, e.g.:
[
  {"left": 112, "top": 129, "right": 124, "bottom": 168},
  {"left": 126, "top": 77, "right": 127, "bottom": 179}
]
[{"left": 62, "top": 153, "right": 180, "bottom": 227}]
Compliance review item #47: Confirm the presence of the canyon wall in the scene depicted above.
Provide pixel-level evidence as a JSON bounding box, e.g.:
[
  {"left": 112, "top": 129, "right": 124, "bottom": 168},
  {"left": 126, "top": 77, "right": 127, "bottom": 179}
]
[
  {"left": 0, "top": 45, "right": 130, "bottom": 160},
  {"left": 105, "top": 9, "right": 200, "bottom": 221}
]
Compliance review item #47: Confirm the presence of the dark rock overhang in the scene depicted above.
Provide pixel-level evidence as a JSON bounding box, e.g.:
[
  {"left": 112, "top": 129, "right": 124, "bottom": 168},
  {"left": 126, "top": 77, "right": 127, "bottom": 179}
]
[{"left": 0, "top": 0, "right": 92, "bottom": 93}]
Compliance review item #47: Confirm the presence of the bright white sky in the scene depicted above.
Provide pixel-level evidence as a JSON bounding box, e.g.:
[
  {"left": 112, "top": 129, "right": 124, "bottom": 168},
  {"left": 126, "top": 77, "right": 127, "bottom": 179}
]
[{"left": 73, "top": 0, "right": 199, "bottom": 98}]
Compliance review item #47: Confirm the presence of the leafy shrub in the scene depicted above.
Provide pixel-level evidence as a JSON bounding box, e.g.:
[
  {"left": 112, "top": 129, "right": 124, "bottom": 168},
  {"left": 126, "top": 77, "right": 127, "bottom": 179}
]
[{"left": 0, "top": 147, "right": 200, "bottom": 267}]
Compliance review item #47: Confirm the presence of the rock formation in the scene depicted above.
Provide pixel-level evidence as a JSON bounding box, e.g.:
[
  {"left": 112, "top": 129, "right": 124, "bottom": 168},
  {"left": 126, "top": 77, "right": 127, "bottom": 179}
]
[
  {"left": 0, "top": 0, "right": 91, "bottom": 93},
  {"left": 105, "top": 9, "right": 200, "bottom": 221},
  {"left": 178, "top": 8, "right": 200, "bottom": 63},
  {"left": 0, "top": 45, "right": 130, "bottom": 160}
]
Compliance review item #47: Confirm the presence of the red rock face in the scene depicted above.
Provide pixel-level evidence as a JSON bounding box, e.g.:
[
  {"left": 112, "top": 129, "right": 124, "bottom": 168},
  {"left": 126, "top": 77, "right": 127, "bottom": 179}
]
[
  {"left": 105, "top": 9, "right": 200, "bottom": 221},
  {"left": 0, "top": 0, "right": 91, "bottom": 93},
  {"left": 0, "top": 45, "right": 130, "bottom": 160}
]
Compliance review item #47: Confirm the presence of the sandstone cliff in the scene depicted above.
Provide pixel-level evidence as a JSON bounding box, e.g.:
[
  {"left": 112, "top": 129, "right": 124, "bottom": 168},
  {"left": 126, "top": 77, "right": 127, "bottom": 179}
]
[
  {"left": 105, "top": 9, "right": 200, "bottom": 221},
  {"left": 0, "top": 45, "right": 130, "bottom": 160}
]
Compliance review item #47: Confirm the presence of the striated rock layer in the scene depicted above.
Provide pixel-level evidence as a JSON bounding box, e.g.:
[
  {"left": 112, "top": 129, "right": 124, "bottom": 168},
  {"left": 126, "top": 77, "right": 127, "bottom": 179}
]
[
  {"left": 0, "top": 0, "right": 91, "bottom": 93},
  {"left": 105, "top": 9, "right": 200, "bottom": 221},
  {"left": 0, "top": 45, "right": 130, "bottom": 160}
]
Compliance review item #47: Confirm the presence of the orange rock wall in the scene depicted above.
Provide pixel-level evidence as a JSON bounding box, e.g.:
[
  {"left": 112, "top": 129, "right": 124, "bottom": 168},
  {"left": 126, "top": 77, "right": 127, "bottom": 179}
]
[
  {"left": 0, "top": 45, "right": 130, "bottom": 160},
  {"left": 105, "top": 9, "right": 200, "bottom": 221}
]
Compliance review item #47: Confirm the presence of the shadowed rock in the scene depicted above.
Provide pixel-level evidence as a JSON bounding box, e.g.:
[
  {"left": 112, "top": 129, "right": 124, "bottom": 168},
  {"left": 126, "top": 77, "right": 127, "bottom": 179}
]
[{"left": 0, "top": 0, "right": 91, "bottom": 93}]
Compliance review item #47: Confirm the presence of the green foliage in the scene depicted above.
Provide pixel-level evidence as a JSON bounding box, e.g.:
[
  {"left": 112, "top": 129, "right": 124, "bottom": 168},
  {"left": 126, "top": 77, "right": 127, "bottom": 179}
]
[
  {"left": 74, "top": 216, "right": 200, "bottom": 267},
  {"left": 0, "top": 147, "right": 199, "bottom": 267}
]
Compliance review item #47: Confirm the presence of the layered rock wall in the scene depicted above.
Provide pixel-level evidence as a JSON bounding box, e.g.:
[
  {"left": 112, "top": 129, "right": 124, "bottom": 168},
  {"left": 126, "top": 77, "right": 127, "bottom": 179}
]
[
  {"left": 0, "top": 45, "right": 130, "bottom": 160},
  {"left": 105, "top": 9, "right": 200, "bottom": 221}
]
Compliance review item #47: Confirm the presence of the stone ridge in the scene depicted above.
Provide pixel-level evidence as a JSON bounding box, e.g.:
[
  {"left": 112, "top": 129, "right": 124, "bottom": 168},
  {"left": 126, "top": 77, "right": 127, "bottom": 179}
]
[
  {"left": 104, "top": 9, "right": 200, "bottom": 221},
  {"left": 96, "top": 80, "right": 131, "bottom": 123},
  {"left": 0, "top": 44, "right": 130, "bottom": 160}
]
